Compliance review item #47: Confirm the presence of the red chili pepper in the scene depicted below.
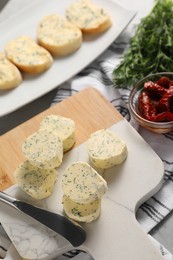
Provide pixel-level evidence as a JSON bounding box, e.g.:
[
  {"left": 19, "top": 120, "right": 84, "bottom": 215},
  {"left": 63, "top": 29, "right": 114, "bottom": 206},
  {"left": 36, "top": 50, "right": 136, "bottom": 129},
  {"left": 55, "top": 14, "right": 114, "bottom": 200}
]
[
  {"left": 144, "top": 81, "right": 167, "bottom": 100},
  {"left": 156, "top": 76, "right": 171, "bottom": 88},
  {"left": 138, "top": 91, "right": 156, "bottom": 121},
  {"left": 157, "top": 89, "right": 173, "bottom": 113},
  {"left": 153, "top": 111, "right": 173, "bottom": 122}
]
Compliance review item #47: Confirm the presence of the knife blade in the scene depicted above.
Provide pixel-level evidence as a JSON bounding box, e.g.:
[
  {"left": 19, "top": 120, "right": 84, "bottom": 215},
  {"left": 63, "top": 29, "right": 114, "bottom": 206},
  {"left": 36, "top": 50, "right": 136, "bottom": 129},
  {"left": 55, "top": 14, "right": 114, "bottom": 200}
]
[{"left": 0, "top": 191, "right": 86, "bottom": 247}]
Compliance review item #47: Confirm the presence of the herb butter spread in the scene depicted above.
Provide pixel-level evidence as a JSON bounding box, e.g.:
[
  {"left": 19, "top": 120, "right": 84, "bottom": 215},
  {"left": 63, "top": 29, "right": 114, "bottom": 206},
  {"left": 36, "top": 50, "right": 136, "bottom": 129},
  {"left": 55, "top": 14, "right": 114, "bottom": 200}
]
[
  {"left": 0, "top": 52, "right": 22, "bottom": 90},
  {"left": 62, "top": 195, "right": 101, "bottom": 223},
  {"left": 37, "top": 14, "right": 82, "bottom": 56},
  {"left": 22, "top": 129, "right": 63, "bottom": 169},
  {"left": 87, "top": 129, "right": 127, "bottom": 169},
  {"left": 5, "top": 35, "right": 53, "bottom": 74},
  {"left": 39, "top": 114, "right": 75, "bottom": 152},
  {"left": 62, "top": 161, "right": 107, "bottom": 204},
  {"left": 15, "top": 160, "right": 57, "bottom": 199},
  {"left": 65, "top": 0, "right": 112, "bottom": 34}
]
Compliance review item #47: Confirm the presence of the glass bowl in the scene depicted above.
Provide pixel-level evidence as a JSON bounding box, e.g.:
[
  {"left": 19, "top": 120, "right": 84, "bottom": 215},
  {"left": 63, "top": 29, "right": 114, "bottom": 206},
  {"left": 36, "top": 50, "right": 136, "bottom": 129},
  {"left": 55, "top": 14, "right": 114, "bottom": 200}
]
[{"left": 129, "top": 72, "right": 173, "bottom": 133}]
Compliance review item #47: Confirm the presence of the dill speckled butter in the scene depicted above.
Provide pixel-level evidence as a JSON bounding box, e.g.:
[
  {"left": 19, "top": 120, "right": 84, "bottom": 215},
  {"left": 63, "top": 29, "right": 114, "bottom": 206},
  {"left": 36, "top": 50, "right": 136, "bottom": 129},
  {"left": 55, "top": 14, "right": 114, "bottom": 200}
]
[
  {"left": 87, "top": 129, "right": 128, "bottom": 169},
  {"left": 5, "top": 35, "right": 53, "bottom": 74},
  {"left": 62, "top": 195, "right": 101, "bottom": 223},
  {"left": 15, "top": 160, "right": 57, "bottom": 199},
  {"left": 62, "top": 161, "right": 107, "bottom": 204},
  {"left": 0, "top": 52, "right": 22, "bottom": 90},
  {"left": 22, "top": 129, "right": 63, "bottom": 169},
  {"left": 39, "top": 114, "right": 75, "bottom": 152},
  {"left": 65, "top": 0, "right": 112, "bottom": 34},
  {"left": 37, "top": 14, "right": 82, "bottom": 56}
]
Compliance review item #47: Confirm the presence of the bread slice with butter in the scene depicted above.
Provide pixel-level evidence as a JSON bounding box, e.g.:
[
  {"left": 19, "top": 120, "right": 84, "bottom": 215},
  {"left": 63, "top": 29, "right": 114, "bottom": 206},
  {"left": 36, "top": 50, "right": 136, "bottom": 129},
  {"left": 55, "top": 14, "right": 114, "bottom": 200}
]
[
  {"left": 0, "top": 52, "right": 22, "bottom": 90},
  {"left": 65, "top": 0, "right": 112, "bottom": 34},
  {"left": 15, "top": 160, "right": 57, "bottom": 199},
  {"left": 5, "top": 35, "right": 53, "bottom": 74},
  {"left": 37, "top": 14, "right": 82, "bottom": 56}
]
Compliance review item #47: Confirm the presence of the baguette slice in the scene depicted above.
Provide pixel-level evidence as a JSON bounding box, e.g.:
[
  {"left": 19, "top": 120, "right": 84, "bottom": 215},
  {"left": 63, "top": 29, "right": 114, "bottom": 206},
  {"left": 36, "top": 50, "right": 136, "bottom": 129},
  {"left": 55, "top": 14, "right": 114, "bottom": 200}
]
[
  {"left": 65, "top": 0, "right": 112, "bottom": 34},
  {"left": 37, "top": 14, "right": 82, "bottom": 56},
  {"left": 5, "top": 36, "right": 53, "bottom": 74},
  {"left": 0, "top": 52, "right": 22, "bottom": 90}
]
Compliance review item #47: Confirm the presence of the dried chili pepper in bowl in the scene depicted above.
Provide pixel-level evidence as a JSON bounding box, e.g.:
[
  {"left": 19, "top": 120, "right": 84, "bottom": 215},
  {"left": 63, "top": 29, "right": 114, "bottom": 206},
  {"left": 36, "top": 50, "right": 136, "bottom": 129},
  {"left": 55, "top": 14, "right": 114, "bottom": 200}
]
[{"left": 129, "top": 72, "right": 173, "bottom": 133}]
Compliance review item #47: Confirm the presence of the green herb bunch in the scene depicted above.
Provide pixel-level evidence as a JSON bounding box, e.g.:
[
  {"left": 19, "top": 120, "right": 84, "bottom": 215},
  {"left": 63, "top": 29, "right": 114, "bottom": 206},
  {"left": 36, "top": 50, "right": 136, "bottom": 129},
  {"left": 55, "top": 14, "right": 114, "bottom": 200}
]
[{"left": 113, "top": 0, "right": 173, "bottom": 88}]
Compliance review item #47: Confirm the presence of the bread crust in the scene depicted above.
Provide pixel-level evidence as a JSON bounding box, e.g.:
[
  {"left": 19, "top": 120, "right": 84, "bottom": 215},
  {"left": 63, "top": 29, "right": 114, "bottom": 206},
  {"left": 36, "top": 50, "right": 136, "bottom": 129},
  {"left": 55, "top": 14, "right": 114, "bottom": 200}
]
[
  {"left": 37, "top": 14, "right": 82, "bottom": 56},
  {"left": 65, "top": 0, "right": 112, "bottom": 34},
  {"left": 0, "top": 52, "right": 22, "bottom": 90},
  {"left": 5, "top": 36, "right": 53, "bottom": 74}
]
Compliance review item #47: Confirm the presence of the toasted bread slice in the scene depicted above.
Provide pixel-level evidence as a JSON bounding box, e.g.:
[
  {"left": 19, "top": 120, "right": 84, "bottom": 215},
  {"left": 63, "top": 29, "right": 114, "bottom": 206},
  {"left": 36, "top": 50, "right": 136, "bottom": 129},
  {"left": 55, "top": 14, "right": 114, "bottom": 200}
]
[
  {"left": 37, "top": 14, "right": 82, "bottom": 56},
  {"left": 0, "top": 52, "right": 22, "bottom": 90},
  {"left": 65, "top": 0, "right": 112, "bottom": 34},
  {"left": 5, "top": 36, "right": 53, "bottom": 74}
]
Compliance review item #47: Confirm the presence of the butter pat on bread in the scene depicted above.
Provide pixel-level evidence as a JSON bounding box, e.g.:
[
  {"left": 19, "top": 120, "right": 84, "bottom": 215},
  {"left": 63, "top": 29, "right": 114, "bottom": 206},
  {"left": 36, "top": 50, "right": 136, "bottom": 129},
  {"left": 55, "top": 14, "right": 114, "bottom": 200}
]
[
  {"left": 5, "top": 36, "right": 53, "bottom": 74},
  {"left": 65, "top": 0, "right": 112, "bottom": 34},
  {"left": 0, "top": 52, "right": 22, "bottom": 90},
  {"left": 37, "top": 14, "right": 82, "bottom": 56}
]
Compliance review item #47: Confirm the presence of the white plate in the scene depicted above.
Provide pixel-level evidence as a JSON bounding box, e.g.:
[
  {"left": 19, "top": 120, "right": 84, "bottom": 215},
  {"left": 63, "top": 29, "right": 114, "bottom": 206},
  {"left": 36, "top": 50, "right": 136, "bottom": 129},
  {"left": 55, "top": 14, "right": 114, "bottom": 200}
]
[
  {"left": 1, "top": 120, "right": 164, "bottom": 259},
  {"left": 0, "top": 0, "right": 136, "bottom": 117}
]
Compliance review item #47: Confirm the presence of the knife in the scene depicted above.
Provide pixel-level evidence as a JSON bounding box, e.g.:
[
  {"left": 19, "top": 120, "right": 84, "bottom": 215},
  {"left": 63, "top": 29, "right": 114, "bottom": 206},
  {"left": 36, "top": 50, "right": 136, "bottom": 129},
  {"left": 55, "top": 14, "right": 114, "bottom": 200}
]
[{"left": 0, "top": 191, "right": 86, "bottom": 247}]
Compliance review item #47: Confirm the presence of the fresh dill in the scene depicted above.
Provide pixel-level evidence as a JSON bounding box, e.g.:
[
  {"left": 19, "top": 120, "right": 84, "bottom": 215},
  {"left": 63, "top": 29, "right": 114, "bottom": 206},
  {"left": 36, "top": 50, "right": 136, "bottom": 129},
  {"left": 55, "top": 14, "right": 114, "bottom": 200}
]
[{"left": 112, "top": 0, "right": 173, "bottom": 88}]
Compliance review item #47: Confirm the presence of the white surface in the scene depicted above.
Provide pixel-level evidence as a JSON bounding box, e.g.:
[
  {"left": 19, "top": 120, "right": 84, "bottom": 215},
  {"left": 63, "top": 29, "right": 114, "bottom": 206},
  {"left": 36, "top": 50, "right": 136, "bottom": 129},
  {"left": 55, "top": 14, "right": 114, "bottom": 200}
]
[
  {"left": 0, "top": 120, "right": 164, "bottom": 259},
  {"left": 0, "top": 0, "right": 135, "bottom": 117}
]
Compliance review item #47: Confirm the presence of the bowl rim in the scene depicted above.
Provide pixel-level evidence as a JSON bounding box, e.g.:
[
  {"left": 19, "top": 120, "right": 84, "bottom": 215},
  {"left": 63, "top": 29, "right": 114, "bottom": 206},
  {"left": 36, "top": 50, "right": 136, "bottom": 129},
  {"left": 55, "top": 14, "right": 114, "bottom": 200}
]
[{"left": 129, "top": 72, "right": 173, "bottom": 127}]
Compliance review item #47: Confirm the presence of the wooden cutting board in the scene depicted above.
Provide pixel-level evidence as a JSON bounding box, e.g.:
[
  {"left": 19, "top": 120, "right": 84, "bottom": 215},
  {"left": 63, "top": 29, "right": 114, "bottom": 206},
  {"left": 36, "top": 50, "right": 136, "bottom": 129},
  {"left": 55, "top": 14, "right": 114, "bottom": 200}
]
[{"left": 0, "top": 87, "right": 122, "bottom": 191}]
